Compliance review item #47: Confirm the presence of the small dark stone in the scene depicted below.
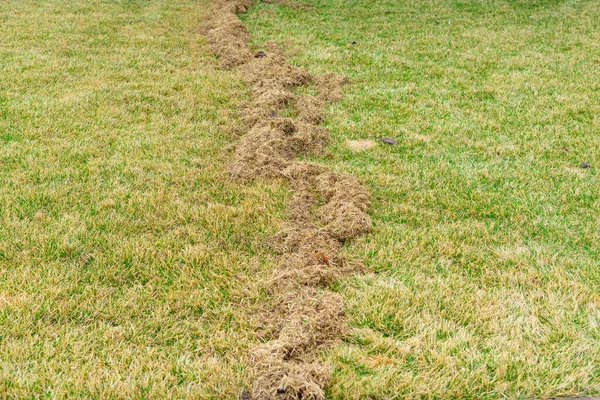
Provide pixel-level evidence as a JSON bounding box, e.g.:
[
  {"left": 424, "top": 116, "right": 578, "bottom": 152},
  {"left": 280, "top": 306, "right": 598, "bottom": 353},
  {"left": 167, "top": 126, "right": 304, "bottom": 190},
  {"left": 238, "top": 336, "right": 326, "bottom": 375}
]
[
  {"left": 255, "top": 51, "right": 267, "bottom": 58},
  {"left": 276, "top": 387, "right": 287, "bottom": 394},
  {"left": 269, "top": 111, "right": 276, "bottom": 118},
  {"left": 580, "top": 162, "right": 592, "bottom": 169},
  {"left": 378, "top": 137, "right": 397, "bottom": 145},
  {"left": 350, "top": 41, "right": 357, "bottom": 45}
]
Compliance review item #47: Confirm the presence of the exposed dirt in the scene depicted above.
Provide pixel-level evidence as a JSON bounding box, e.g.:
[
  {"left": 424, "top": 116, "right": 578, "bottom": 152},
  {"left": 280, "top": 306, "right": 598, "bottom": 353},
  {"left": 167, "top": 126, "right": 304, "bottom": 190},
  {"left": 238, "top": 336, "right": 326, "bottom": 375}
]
[
  {"left": 346, "top": 139, "right": 376, "bottom": 151},
  {"left": 204, "top": 1, "right": 371, "bottom": 398}
]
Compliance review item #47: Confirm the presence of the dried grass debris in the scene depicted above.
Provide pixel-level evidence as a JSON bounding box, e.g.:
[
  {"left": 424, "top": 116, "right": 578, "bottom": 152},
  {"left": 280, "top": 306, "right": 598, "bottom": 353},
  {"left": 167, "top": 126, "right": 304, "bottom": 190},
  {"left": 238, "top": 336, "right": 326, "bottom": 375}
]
[
  {"left": 295, "top": 95, "right": 324, "bottom": 124},
  {"left": 205, "top": 4, "right": 252, "bottom": 67},
  {"left": 314, "top": 73, "right": 350, "bottom": 102},
  {"left": 203, "top": 1, "right": 370, "bottom": 398}
]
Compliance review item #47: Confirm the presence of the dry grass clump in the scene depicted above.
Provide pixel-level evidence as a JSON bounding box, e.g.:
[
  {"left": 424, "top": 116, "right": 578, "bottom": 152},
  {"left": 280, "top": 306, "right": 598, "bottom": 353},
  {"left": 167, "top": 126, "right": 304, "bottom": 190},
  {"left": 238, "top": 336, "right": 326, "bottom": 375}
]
[
  {"left": 229, "top": 119, "right": 329, "bottom": 179},
  {"left": 250, "top": 361, "right": 329, "bottom": 400},
  {"left": 313, "top": 73, "right": 350, "bottom": 102},
  {"left": 269, "top": 226, "right": 359, "bottom": 288},
  {"left": 204, "top": 0, "right": 253, "bottom": 67},
  {"left": 250, "top": 290, "right": 343, "bottom": 400},
  {"left": 295, "top": 96, "right": 324, "bottom": 124},
  {"left": 204, "top": 1, "right": 371, "bottom": 398},
  {"left": 241, "top": 53, "right": 312, "bottom": 88}
]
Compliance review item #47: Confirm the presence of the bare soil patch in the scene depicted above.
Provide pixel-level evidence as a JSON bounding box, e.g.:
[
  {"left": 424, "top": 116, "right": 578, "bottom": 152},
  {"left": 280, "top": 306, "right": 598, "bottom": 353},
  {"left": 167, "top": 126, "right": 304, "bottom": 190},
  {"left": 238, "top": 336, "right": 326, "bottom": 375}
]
[{"left": 346, "top": 139, "right": 376, "bottom": 151}]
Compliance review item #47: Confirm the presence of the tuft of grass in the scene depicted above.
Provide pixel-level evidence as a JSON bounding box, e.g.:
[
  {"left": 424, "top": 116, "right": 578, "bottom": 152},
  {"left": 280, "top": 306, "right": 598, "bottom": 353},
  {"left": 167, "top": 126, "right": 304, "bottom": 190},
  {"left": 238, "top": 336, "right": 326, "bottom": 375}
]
[
  {"left": 0, "top": 0, "right": 288, "bottom": 397},
  {"left": 243, "top": 0, "right": 600, "bottom": 398}
]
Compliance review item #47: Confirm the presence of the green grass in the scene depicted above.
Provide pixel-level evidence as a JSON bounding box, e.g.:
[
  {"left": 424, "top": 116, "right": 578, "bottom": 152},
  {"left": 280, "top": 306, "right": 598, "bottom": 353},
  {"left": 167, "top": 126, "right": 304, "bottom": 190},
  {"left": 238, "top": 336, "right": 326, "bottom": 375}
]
[
  {"left": 2, "top": 0, "right": 599, "bottom": 398},
  {"left": 242, "top": 0, "right": 600, "bottom": 398},
  {"left": 0, "top": 0, "right": 289, "bottom": 397}
]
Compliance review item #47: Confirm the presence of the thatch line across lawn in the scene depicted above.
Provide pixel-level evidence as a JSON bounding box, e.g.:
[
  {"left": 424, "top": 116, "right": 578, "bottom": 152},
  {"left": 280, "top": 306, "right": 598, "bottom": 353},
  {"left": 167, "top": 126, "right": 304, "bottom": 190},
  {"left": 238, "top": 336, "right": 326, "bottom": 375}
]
[{"left": 204, "top": 1, "right": 371, "bottom": 398}]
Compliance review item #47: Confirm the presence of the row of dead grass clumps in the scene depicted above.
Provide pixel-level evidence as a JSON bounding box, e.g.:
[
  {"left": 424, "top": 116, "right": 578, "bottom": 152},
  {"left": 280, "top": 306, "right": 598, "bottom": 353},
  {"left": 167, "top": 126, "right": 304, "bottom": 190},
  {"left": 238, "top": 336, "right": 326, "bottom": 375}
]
[{"left": 204, "top": 1, "right": 371, "bottom": 398}]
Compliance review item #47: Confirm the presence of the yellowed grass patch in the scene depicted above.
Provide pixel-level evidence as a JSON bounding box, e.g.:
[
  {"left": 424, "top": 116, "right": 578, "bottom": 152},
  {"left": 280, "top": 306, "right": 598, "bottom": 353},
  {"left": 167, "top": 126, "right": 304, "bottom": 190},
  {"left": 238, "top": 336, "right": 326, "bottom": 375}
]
[{"left": 346, "top": 140, "right": 376, "bottom": 151}]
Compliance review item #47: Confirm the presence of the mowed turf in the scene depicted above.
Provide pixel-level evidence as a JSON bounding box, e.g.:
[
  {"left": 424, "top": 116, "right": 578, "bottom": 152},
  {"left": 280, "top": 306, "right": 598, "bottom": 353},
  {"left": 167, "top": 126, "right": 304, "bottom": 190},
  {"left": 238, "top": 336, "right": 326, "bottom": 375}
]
[
  {"left": 0, "top": 0, "right": 289, "bottom": 397},
  {"left": 242, "top": 0, "right": 600, "bottom": 398}
]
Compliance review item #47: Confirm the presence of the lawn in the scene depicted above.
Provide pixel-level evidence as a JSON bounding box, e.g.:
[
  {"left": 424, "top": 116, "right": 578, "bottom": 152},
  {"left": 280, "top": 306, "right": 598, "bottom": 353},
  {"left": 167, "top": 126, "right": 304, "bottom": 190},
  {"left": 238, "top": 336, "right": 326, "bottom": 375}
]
[
  {"left": 241, "top": 0, "right": 600, "bottom": 398},
  {"left": 1, "top": 0, "right": 599, "bottom": 398},
  {"left": 0, "top": 0, "right": 288, "bottom": 397}
]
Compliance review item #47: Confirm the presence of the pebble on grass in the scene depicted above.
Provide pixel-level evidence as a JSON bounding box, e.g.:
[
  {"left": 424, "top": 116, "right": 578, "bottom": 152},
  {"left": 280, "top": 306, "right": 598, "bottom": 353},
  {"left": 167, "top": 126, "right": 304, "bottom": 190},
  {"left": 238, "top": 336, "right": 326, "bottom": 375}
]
[{"left": 378, "top": 137, "right": 397, "bottom": 145}]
